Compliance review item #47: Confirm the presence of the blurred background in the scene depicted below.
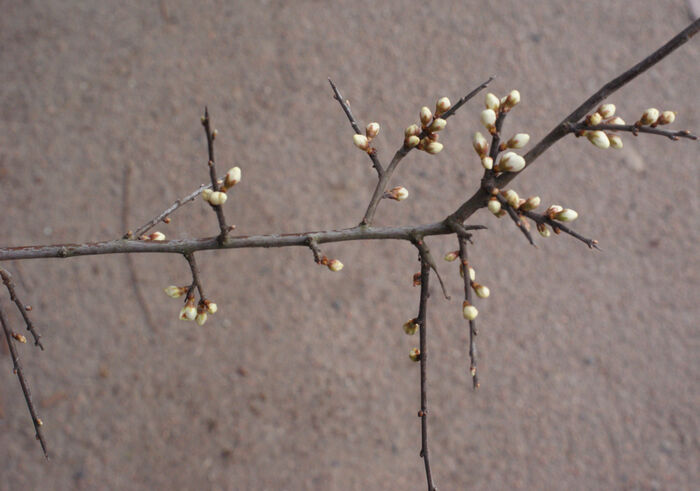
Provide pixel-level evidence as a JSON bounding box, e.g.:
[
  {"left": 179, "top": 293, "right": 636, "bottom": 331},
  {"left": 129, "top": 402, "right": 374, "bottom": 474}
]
[{"left": 1, "top": 1, "right": 698, "bottom": 489}]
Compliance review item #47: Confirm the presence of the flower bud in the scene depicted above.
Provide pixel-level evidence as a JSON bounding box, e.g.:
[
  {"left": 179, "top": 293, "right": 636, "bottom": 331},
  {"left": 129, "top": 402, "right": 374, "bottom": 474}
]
[
  {"left": 327, "top": 259, "right": 344, "bottom": 272},
  {"left": 506, "top": 133, "right": 530, "bottom": 149},
  {"left": 444, "top": 250, "right": 459, "bottom": 262},
  {"left": 462, "top": 301, "right": 479, "bottom": 320},
  {"left": 503, "top": 90, "right": 520, "bottom": 109},
  {"left": 640, "top": 108, "right": 659, "bottom": 126},
  {"left": 180, "top": 298, "right": 197, "bottom": 321},
  {"left": 502, "top": 189, "right": 520, "bottom": 209},
  {"left": 204, "top": 300, "right": 218, "bottom": 314},
  {"left": 149, "top": 231, "right": 166, "bottom": 241},
  {"left": 608, "top": 134, "right": 623, "bottom": 149},
  {"left": 537, "top": 223, "right": 551, "bottom": 238},
  {"left": 353, "top": 134, "right": 370, "bottom": 150},
  {"left": 405, "top": 135, "right": 420, "bottom": 148},
  {"left": 608, "top": 116, "right": 626, "bottom": 126},
  {"left": 420, "top": 107, "right": 433, "bottom": 127},
  {"left": 196, "top": 312, "right": 208, "bottom": 326},
  {"left": 164, "top": 285, "right": 187, "bottom": 298},
  {"left": 403, "top": 319, "right": 419, "bottom": 335},
  {"left": 413, "top": 272, "right": 422, "bottom": 286},
  {"left": 201, "top": 188, "right": 213, "bottom": 202},
  {"left": 424, "top": 141, "right": 443, "bottom": 155},
  {"left": 208, "top": 191, "right": 228, "bottom": 206},
  {"left": 480, "top": 109, "right": 497, "bottom": 129},
  {"left": 487, "top": 196, "right": 501, "bottom": 215},
  {"left": 472, "top": 283, "right": 490, "bottom": 299},
  {"left": 497, "top": 152, "right": 526, "bottom": 173},
  {"left": 469, "top": 267, "right": 476, "bottom": 282},
  {"left": 473, "top": 131, "right": 488, "bottom": 157},
  {"left": 409, "top": 347, "right": 421, "bottom": 362},
  {"left": 435, "top": 97, "right": 451, "bottom": 115},
  {"left": 12, "top": 332, "right": 27, "bottom": 344},
  {"left": 658, "top": 111, "right": 676, "bottom": 125},
  {"left": 586, "top": 130, "right": 610, "bottom": 149},
  {"left": 597, "top": 103, "right": 616, "bottom": 119},
  {"left": 428, "top": 118, "right": 446, "bottom": 133},
  {"left": 366, "top": 122, "right": 380, "bottom": 138},
  {"left": 555, "top": 208, "right": 578, "bottom": 222},
  {"left": 521, "top": 196, "right": 541, "bottom": 211},
  {"left": 224, "top": 166, "right": 241, "bottom": 188},
  {"left": 485, "top": 92, "right": 500, "bottom": 111},
  {"left": 388, "top": 186, "right": 409, "bottom": 201},
  {"left": 481, "top": 156, "right": 493, "bottom": 170},
  {"left": 586, "top": 112, "right": 603, "bottom": 126},
  {"left": 405, "top": 124, "right": 421, "bottom": 137}
]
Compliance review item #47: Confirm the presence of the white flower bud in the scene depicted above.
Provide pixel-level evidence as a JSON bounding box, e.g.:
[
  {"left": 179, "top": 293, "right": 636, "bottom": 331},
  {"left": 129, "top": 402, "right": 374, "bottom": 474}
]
[
  {"left": 586, "top": 130, "right": 610, "bottom": 149},
  {"left": 405, "top": 135, "right": 420, "bottom": 148},
  {"left": 366, "top": 122, "right": 380, "bottom": 138},
  {"left": 435, "top": 97, "right": 451, "bottom": 115},
  {"left": 481, "top": 156, "right": 493, "bottom": 170},
  {"left": 424, "top": 141, "right": 443, "bottom": 155},
  {"left": 444, "top": 251, "right": 459, "bottom": 262},
  {"left": 428, "top": 118, "right": 446, "bottom": 133},
  {"left": 506, "top": 133, "right": 530, "bottom": 149},
  {"left": 473, "top": 131, "right": 488, "bottom": 157},
  {"left": 545, "top": 205, "right": 563, "bottom": 217},
  {"left": 462, "top": 301, "right": 478, "bottom": 320},
  {"left": 537, "top": 223, "right": 551, "bottom": 238},
  {"left": 640, "top": 108, "right": 659, "bottom": 126},
  {"left": 521, "top": 196, "right": 541, "bottom": 211},
  {"left": 473, "top": 283, "right": 490, "bottom": 299},
  {"left": 328, "top": 259, "right": 343, "bottom": 272},
  {"left": 224, "top": 166, "right": 241, "bottom": 188},
  {"left": 388, "top": 186, "right": 409, "bottom": 201},
  {"left": 420, "top": 106, "right": 433, "bottom": 127},
  {"left": 164, "top": 285, "right": 186, "bottom": 298},
  {"left": 353, "top": 134, "right": 370, "bottom": 150},
  {"left": 586, "top": 112, "right": 603, "bottom": 126},
  {"left": 480, "top": 109, "right": 497, "bottom": 129},
  {"left": 497, "top": 152, "right": 526, "bottom": 173},
  {"left": 403, "top": 320, "right": 418, "bottom": 335},
  {"left": 405, "top": 124, "right": 421, "bottom": 137},
  {"left": 658, "top": 111, "right": 676, "bottom": 125},
  {"left": 208, "top": 191, "right": 228, "bottom": 206},
  {"left": 555, "top": 208, "right": 578, "bottom": 222},
  {"left": 469, "top": 267, "right": 476, "bottom": 282},
  {"left": 503, "top": 189, "right": 520, "bottom": 209},
  {"left": 608, "top": 134, "right": 623, "bottom": 149},
  {"left": 485, "top": 92, "right": 500, "bottom": 111},
  {"left": 597, "top": 103, "right": 616, "bottom": 119},
  {"left": 487, "top": 196, "right": 501, "bottom": 215},
  {"left": 180, "top": 299, "right": 197, "bottom": 321},
  {"left": 608, "top": 116, "right": 626, "bottom": 126},
  {"left": 409, "top": 347, "right": 421, "bottom": 362},
  {"left": 205, "top": 301, "right": 218, "bottom": 314},
  {"left": 503, "top": 90, "right": 520, "bottom": 109},
  {"left": 149, "top": 231, "right": 166, "bottom": 241},
  {"left": 196, "top": 312, "right": 208, "bottom": 326},
  {"left": 201, "top": 188, "right": 213, "bottom": 203}
]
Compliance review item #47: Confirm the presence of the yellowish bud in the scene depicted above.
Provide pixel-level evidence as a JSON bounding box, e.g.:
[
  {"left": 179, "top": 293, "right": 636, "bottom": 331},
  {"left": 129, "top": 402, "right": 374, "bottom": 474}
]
[
  {"left": 428, "top": 118, "right": 446, "bottom": 133},
  {"left": 388, "top": 186, "right": 409, "bottom": 201},
  {"left": 545, "top": 205, "right": 563, "bottom": 218},
  {"left": 608, "top": 134, "right": 623, "bottom": 149},
  {"left": 521, "top": 196, "right": 541, "bottom": 211},
  {"left": 469, "top": 267, "right": 476, "bottom": 282},
  {"left": 586, "top": 130, "right": 610, "bottom": 149},
  {"left": 485, "top": 92, "right": 500, "bottom": 111},
  {"left": 473, "top": 283, "right": 490, "bottom": 299},
  {"left": 196, "top": 312, "right": 208, "bottom": 326},
  {"left": 201, "top": 188, "right": 213, "bottom": 202},
  {"left": 208, "top": 191, "right": 228, "bottom": 206},
  {"left": 164, "top": 285, "right": 186, "bottom": 298},
  {"left": 597, "top": 103, "right": 616, "bottom": 119},
  {"left": 420, "top": 106, "right": 433, "bottom": 127},
  {"left": 497, "top": 152, "right": 526, "bottom": 173},
  {"left": 403, "top": 320, "right": 419, "bottom": 335},
  {"left": 555, "top": 208, "right": 578, "bottom": 222},
  {"left": 435, "top": 97, "right": 451, "bottom": 115},
  {"left": 205, "top": 301, "right": 218, "bottom": 314},
  {"left": 537, "top": 223, "right": 551, "bottom": 238},
  {"left": 405, "top": 124, "right": 421, "bottom": 137},
  {"left": 658, "top": 111, "right": 676, "bottom": 125},
  {"left": 366, "top": 122, "right": 380, "bottom": 138},
  {"left": 502, "top": 189, "right": 520, "bottom": 209},
  {"left": 586, "top": 112, "right": 603, "bottom": 126},
  {"left": 405, "top": 135, "right": 420, "bottom": 148},
  {"left": 444, "top": 251, "right": 459, "bottom": 262},
  {"left": 640, "top": 108, "right": 659, "bottom": 126},
  {"left": 503, "top": 90, "right": 520, "bottom": 109},
  {"left": 608, "top": 116, "right": 626, "bottom": 126},
  {"left": 224, "top": 166, "right": 241, "bottom": 188},
  {"left": 409, "top": 347, "right": 421, "bottom": 362},
  {"left": 481, "top": 156, "right": 493, "bottom": 170},
  {"left": 462, "top": 301, "right": 479, "bottom": 320},
  {"left": 424, "top": 141, "right": 444, "bottom": 155},
  {"left": 328, "top": 259, "right": 344, "bottom": 272},
  {"left": 149, "top": 231, "right": 166, "bottom": 241},
  {"left": 353, "top": 133, "right": 370, "bottom": 150},
  {"left": 487, "top": 197, "right": 501, "bottom": 215},
  {"left": 12, "top": 332, "right": 27, "bottom": 344}
]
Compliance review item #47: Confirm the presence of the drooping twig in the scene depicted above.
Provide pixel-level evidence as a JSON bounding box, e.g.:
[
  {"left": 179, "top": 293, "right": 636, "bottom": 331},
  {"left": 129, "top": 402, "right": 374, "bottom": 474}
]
[
  {"left": 564, "top": 122, "right": 698, "bottom": 141},
  {"left": 184, "top": 252, "right": 205, "bottom": 300},
  {"left": 495, "top": 195, "right": 535, "bottom": 246},
  {"left": 0, "top": 268, "right": 43, "bottom": 349},
  {"left": 0, "top": 303, "right": 47, "bottom": 458},
  {"left": 201, "top": 107, "right": 230, "bottom": 242},
  {"left": 458, "top": 237, "right": 478, "bottom": 389},
  {"left": 415, "top": 257, "right": 436, "bottom": 491},
  {"left": 411, "top": 236, "right": 450, "bottom": 300}
]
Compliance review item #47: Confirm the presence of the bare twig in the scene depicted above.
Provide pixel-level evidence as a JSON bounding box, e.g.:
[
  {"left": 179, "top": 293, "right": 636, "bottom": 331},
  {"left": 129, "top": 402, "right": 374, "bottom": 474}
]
[
  {"left": 0, "top": 303, "right": 47, "bottom": 458},
  {"left": 458, "top": 237, "right": 478, "bottom": 389},
  {"left": 0, "top": 269, "right": 43, "bottom": 349},
  {"left": 565, "top": 122, "right": 698, "bottom": 141},
  {"left": 495, "top": 195, "right": 536, "bottom": 246},
  {"left": 184, "top": 252, "right": 206, "bottom": 300},
  {"left": 201, "top": 107, "right": 230, "bottom": 242}
]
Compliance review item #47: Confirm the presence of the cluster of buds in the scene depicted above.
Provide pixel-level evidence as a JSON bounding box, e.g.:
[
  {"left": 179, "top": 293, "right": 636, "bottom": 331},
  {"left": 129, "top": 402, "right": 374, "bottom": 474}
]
[
  {"left": 353, "top": 122, "right": 381, "bottom": 153},
  {"left": 535, "top": 205, "right": 579, "bottom": 237},
  {"left": 474, "top": 91, "right": 528, "bottom": 172},
  {"left": 488, "top": 189, "right": 541, "bottom": 217},
  {"left": 384, "top": 186, "right": 409, "bottom": 202},
  {"left": 140, "top": 231, "right": 166, "bottom": 241},
  {"left": 165, "top": 286, "right": 218, "bottom": 326},
  {"left": 317, "top": 255, "right": 344, "bottom": 272},
  {"left": 201, "top": 166, "right": 242, "bottom": 206},
  {"left": 583, "top": 103, "right": 625, "bottom": 149},
  {"left": 403, "top": 97, "right": 451, "bottom": 154},
  {"left": 480, "top": 89, "right": 520, "bottom": 134}
]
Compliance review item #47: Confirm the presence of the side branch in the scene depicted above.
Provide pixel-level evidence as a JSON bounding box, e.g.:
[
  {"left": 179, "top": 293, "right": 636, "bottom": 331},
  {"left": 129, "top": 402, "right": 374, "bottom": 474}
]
[{"left": 0, "top": 269, "right": 43, "bottom": 349}]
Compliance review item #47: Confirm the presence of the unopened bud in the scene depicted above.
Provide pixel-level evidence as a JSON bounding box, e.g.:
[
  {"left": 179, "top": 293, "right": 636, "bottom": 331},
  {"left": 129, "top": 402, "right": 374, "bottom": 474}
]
[
  {"left": 444, "top": 250, "right": 459, "bottom": 262},
  {"left": 586, "top": 130, "right": 610, "bottom": 149},
  {"left": 658, "top": 111, "right": 676, "bottom": 125},
  {"left": 608, "top": 134, "right": 623, "bottom": 149},
  {"left": 435, "top": 97, "right": 451, "bottom": 115},
  {"left": 208, "top": 191, "right": 228, "bottom": 206},
  {"left": 597, "top": 103, "right": 616, "bottom": 119},
  {"left": 521, "top": 196, "right": 541, "bottom": 211},
  {"left": 485, "top": 92, "right": 500, "bottom": 111},
  {"left": 12, "top": 332, "right": 27, "bottom": 344},
  {"left": 409, "top": 347, "right": 421, "bottom": 362},
  {"left": 472, "top": 283, "right": 490, "bottom": 299},
  {"left": 469, "top": 267, "right": 476, "bottom": 282},
  {"left": 388, "top": 186, "right": 409, "bottom": 201},
  {"left": 487, "top": 196, "right": 502, "bottom": 215},
  {"left": 196, "top": 312, "right": 208, "bottom": 326},
  {"left": 420, "top": 107, "right": 433, "bottom": 127},
  {"left": 148, "top": 231, "right": 166, "bottom": 241},
  {"left": 481, "top": 157, "right": 493, "bottom": 170},
  {"left": 503, "top": 89, "right": 520, "bottom": 109},
  {"left": 537, "top": 223, "right": 551, "bottom": 237},
  {"left": 204, "top": 300, "right": 218, "bottom": 314},
  {"left": 555, "top": 208, "right": 578, "bottom": 222},
  {"left": 224, "top": 166, "right": 241, "bottom": 188},
  {"left": 545, "top": 205, "right": 564, "bottom": 218},
  {"left": 473, "top": 131, "right": 489, "bottom": 157},
  {"left": 462, "top": 301, "right": 479, "bottom": 320},
  {"left": 502, "top": 189, "right": 520, "bottom": 209},
  {"left": 413, "top": 272, "right": 422, "bottom": 286},
  {"left": 608, "top": 116, "right": 626, "bottom": 126},
  {"left": 180, "top": 299, "right": 197, "bottom": 321},
  {"left": 424, "top": 141, "right": 443, "bottom": 155},
  {"left": 405, "top": 124, "right": 421, "bottom": 137},
  {"left": 164, "top": 285, "right": 187, "bottom": 298},
  {"left": 327, "top": 259, "right": 343, "bottom": 272},
  {"left": 428, "top": 118, "right": 446, "bottom": 133},
  {"left": 506, "top": 133, "right": 530, "bottom": 149},
  {"left": 366, "top": 122, "right": 380, "bottom": 138},
  {"left": 353, "top": 134, "right": 370, "bottom": 151},
  {"left": 403, "top": 320, "right": 419, "bottom": 335},
  {"left": 480, "top": 109, "right": 497, "bottom": 129},
  {"left": 405, "top": 135, "right": 420, "bottom": 148},
  {"left": 640, "top": 108, "right": 659, "bottom": 126},
  {"left": 586, "top": 112, "right": 603, "bottom": 126},
  {"left": 201, "top": 188, "right": 213, "bottom": 202},
  {"left": 496, "top": 152, "right": 526, "bottom": 173}
]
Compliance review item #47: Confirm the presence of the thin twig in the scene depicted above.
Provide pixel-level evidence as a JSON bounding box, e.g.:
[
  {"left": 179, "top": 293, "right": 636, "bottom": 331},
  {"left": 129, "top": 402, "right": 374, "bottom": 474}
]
[
  {"left": 202, "top": 107, "right": 230, "bottom": 242},
  {"left": 412, "top": 237, "right": 450, "bottom": 300},
  {"left": 0, "top": 269, "right": 43, "bottom": 349},
  {"left": 565, "top": 122, "right": 698, "bottom": 141},
  {"left": 416, "top": 257, "right": 436, "bottom": 491},
  {"left": 184, "top": 252, "right": 206, "bottom": 300},
  {"left": 458, "top": 237, "right": 478, "bottom": 389},
  {"left": 496, "top": 195, "right": 535, "bottom": 246},
  {"left": 0, "top": 303, "right": 47, "bottom": 458},
  {"left": 521, "top": 210, "right": 600, "bottom": 249}
]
